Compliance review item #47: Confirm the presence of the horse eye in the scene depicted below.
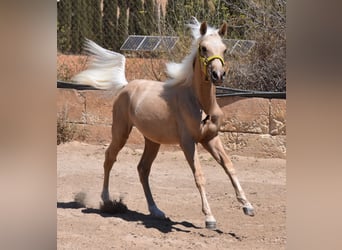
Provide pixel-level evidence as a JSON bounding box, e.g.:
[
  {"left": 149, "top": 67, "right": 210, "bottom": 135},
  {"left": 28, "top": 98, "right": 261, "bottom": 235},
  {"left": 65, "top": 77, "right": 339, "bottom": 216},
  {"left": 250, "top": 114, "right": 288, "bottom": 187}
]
[{"left": 224, "top": 49, "right": 227, "bottom": 54}]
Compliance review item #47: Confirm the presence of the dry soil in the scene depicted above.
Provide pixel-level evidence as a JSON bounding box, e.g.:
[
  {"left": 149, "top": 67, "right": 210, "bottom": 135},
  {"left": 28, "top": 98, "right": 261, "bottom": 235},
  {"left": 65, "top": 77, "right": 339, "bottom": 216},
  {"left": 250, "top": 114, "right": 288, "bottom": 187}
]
[{"left": 57, "top": 141, "right": 286, "bottom": 249}]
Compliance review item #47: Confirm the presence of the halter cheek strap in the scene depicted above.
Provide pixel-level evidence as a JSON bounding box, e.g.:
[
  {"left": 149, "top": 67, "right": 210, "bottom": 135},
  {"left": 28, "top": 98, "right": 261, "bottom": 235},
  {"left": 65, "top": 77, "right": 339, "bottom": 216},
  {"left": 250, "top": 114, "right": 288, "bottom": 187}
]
[{"left": 198, "top": 47, "right": 225, "bottom": 81}]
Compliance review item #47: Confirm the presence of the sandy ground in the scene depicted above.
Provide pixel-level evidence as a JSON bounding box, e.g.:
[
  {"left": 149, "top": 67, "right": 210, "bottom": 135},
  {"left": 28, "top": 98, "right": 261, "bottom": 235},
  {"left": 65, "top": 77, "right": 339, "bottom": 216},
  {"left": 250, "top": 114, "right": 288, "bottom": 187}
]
[{"left": 57, "top": 141, "right": 286, "bottom": 249}]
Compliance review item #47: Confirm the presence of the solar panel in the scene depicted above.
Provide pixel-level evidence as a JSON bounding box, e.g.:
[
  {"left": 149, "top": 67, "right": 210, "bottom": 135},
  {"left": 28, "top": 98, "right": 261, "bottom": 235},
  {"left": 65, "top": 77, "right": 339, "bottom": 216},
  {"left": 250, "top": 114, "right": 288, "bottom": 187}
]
[
  {"left": 223, "top": 39, "right": 256, "bottom": 56},
  {"left": 156, "top": 36, "right": 178, "bottom": 51},
  {"left": 120, "top": 36, "right": 178, "bottom": 52},
  {"left": 120, "top": 36, "right": 145, "bottom": 51},
  {"left": 138, "top": 36, "right": 160, "bottom": 51}
]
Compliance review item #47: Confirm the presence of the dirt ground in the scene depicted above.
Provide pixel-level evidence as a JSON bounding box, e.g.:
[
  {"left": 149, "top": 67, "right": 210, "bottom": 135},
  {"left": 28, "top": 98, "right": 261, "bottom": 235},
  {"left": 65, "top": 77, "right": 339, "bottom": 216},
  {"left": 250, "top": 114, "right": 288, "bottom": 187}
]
[{"left": 57, "top": 141, "right": 286, "bottom": 249}]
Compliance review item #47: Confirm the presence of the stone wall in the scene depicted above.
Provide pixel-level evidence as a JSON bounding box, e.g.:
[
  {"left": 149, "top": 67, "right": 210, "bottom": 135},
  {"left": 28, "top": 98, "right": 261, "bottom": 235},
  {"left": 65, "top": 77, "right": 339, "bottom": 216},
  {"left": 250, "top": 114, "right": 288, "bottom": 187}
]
[
  {"left": 57, "top": 89, "right": 286, "bottom": 158},
  {"left": 217, "top": 97, "right": 286, "bottom": 158}
]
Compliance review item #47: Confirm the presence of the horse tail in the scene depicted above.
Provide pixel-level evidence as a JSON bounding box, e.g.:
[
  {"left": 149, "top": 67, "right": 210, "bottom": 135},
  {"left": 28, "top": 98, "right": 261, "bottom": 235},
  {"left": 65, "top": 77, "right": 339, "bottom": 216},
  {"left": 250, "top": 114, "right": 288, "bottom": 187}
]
[{"left": 72, "top": 39, "right": 128, "bottom": 92}]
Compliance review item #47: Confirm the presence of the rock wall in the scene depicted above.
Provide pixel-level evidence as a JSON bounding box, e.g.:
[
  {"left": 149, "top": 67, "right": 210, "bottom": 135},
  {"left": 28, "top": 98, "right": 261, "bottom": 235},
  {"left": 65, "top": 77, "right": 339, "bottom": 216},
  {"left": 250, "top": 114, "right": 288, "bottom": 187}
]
[
  {"left": 57, "top": 89, "right": 286, "bottom": 158},
  {"left": 217, "top": 97, "right": 286, "bottom": 158}
]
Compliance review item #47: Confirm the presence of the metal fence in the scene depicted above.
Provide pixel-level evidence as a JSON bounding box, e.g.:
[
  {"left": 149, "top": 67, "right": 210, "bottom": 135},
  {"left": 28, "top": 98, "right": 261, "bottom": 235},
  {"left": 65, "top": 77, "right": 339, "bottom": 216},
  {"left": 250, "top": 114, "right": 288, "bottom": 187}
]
[
  {"left": 57, "top": 0, "right": 171, "bottom": 54},
  {"left": 57, "top": 0, "right": 259, "bottom": 55},
  {"left": 57, "top": 80, "right": 286, "bottom": 99},
  {"left": 57, "top": 0, "right": 286, "bottom": 93}
]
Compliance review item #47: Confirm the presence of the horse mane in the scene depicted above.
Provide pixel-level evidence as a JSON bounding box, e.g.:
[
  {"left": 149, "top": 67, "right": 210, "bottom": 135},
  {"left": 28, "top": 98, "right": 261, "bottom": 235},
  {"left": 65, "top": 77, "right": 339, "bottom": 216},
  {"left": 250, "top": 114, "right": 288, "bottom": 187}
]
[{"left": 165, "top": 17, "right": 219, "bottom": 87}]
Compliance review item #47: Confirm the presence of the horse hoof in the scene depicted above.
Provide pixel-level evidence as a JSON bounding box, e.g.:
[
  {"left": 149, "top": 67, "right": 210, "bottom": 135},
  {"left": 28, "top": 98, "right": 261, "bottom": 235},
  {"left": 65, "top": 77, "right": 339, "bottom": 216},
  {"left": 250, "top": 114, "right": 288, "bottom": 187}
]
[
  {"left": 151, "top": 212, "right": 166, "bottom": 219},
  {"left": 243, "top": 205, "right": 255, "bottom": 216},
  {"left": 205, "top": 220, "right": 216, "bottom": 229},
  {"left": 149, "top": 205, "right": 166, "bottom": 219}
]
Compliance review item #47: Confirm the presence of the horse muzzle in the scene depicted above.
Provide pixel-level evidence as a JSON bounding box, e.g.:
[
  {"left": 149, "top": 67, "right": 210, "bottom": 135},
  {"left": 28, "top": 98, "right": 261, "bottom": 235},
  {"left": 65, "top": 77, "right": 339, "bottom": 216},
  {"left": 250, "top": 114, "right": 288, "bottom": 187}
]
[
  {"left": 198, "top": 50, "right": 226, "bottom": 85},
  {"left": 209, "top": 69, "right": 226, "bottom": 85},
  {"left": 207, "top": 58, "right": 226, "bottom": 85}
]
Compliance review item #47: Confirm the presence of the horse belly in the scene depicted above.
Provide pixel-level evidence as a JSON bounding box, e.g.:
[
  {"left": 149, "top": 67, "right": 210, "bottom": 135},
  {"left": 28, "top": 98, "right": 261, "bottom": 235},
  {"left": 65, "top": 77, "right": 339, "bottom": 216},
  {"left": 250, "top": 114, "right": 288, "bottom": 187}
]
[
  {"left": 133, "top": 114, "right": 179, "bottom": 144},
  {"left": 135, "top": 120, "right": 179, "bottom": 144}
]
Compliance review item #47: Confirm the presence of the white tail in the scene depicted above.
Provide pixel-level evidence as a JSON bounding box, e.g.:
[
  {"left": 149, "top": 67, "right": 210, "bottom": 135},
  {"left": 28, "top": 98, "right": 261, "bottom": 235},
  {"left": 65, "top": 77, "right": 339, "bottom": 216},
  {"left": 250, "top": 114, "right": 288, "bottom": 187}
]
[{"left": 72, "top": 39, "right": 128, "bottom": 91}]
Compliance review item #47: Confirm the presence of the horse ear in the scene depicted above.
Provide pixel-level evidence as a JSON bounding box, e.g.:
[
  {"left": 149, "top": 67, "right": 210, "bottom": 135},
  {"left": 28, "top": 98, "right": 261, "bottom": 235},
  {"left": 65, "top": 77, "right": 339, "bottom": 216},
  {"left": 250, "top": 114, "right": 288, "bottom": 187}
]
[
  {"left": 200, "top": 21, "right": 207, "bottom": 36},
  {"left": 218, "top": 21, "right": 228, "bottom": 37}
]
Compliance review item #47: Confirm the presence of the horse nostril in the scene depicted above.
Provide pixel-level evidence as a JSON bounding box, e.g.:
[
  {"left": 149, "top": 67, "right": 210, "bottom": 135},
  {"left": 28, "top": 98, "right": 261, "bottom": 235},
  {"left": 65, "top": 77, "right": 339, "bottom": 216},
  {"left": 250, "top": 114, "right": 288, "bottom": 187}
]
[{"left": 212, "top": 71, "right": 218, "bottom": 81}]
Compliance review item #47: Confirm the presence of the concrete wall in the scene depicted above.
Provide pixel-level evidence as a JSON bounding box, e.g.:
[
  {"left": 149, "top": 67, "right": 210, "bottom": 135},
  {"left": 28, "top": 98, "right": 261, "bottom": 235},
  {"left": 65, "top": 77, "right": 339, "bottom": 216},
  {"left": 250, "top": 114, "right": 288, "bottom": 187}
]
[{"left": 57, "top": 89, "right": 286, "bottom": 158}]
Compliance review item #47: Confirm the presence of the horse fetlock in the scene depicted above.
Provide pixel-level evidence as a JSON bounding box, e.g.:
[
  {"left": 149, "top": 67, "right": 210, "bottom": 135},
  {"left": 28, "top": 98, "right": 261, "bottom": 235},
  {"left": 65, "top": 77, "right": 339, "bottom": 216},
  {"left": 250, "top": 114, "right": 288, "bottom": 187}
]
[
  {"left": 236, "top": 194, "right": 248, "bottom": 205},
  {"left": 101, "top": 190, "right": 110, "bottom": 202}
]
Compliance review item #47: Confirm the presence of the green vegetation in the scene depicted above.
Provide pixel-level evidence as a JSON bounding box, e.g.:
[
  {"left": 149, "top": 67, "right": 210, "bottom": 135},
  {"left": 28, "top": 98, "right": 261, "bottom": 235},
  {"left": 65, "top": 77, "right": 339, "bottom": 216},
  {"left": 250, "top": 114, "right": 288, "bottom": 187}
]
[{"left": 57, "top": 0, "right": 286, "bottom": 91}]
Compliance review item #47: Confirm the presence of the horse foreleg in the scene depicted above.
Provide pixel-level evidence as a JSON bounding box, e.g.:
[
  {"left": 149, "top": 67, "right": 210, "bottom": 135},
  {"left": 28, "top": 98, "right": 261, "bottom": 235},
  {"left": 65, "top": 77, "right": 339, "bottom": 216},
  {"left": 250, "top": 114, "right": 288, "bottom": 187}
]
[
  {"left": 138, "top": 138, "right": 165, "bottom": 218},
  {"left": 181, "top": 140, "right": 216, "bottom": 229},
  {"left": 201, "top": 136, "right": 255, "bottom": 216}
]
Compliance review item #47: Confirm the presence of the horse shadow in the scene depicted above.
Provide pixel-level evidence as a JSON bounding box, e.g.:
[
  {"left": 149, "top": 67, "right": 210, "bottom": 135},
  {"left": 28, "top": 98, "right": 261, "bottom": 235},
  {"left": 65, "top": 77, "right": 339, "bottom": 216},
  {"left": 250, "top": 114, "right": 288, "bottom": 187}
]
[
  {"left": 57, "top": 201, "right": 85, "bottom": 209},
  {"left": 57, "top": 201, "right": 243, "bottom": 239},
  {"left": 82, "top": 206, "right": 201, "bottom": 233},
  {"left": 57, "top": 201, "right": 227, "bottom": 235}
]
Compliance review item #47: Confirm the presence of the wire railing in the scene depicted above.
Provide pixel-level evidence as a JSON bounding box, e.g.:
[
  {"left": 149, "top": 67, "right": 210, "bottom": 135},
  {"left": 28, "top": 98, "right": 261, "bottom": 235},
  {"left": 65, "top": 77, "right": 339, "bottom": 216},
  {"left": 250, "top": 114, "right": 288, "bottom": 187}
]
[{"left": 57, "top": 80, "right": 286, "bottom": 99}]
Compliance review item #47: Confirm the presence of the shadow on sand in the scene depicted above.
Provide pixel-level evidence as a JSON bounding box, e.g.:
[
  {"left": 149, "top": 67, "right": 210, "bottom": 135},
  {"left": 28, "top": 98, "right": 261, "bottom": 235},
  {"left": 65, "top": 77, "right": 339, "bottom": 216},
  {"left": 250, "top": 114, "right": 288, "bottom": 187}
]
[
  {"left": 57, "top": 201, "right": 241, "bottom": 239},
  {"left": 82, "top": 206, "right": 200, "bottom": 233}
]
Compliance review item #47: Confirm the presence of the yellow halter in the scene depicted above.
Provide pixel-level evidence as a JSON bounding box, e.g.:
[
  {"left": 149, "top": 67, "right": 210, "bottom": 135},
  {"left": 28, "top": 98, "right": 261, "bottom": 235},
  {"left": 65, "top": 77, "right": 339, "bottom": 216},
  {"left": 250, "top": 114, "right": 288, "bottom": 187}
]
[{"left": 198, "top": 47, "right": 225, "bottom": 81}]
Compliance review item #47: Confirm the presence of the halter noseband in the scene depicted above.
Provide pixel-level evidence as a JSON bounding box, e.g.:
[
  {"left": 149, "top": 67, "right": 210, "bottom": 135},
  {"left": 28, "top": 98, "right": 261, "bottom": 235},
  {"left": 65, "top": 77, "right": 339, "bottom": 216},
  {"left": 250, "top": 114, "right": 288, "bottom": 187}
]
[{"left": 198, "top": 46, "right": 225, "bottom": 82}]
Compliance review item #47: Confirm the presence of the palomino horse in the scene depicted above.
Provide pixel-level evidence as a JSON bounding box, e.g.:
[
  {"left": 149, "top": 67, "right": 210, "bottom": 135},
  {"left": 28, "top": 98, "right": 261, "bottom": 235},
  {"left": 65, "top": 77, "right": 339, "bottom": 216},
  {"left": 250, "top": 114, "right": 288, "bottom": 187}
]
[{"left": 73, "top": 18, "right": 254, "bottom": 229}]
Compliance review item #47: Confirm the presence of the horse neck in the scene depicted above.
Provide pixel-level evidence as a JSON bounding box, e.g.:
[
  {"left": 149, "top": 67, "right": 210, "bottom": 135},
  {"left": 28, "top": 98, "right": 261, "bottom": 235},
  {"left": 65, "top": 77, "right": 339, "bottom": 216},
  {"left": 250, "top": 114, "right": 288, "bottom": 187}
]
[{"left": 192, "top": 59, "right": 219, "bottom": 115}]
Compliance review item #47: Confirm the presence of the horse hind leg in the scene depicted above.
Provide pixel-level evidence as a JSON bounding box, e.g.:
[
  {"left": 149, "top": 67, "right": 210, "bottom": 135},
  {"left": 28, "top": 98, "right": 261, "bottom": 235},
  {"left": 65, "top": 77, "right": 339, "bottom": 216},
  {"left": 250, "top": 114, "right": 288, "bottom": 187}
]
[
  {"left": 137, "top": 137, "right": 165, "bottom": 218},
  {"left": 101, "top": 118, "right": 132, "bottom": 202}
]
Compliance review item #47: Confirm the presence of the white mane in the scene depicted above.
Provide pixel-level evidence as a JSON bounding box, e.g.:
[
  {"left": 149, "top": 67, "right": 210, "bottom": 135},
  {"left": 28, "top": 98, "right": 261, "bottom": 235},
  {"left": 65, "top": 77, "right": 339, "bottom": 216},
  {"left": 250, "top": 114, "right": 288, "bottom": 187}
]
[{"left": 165, "top": 17, "right": 219, "bottom": 87}]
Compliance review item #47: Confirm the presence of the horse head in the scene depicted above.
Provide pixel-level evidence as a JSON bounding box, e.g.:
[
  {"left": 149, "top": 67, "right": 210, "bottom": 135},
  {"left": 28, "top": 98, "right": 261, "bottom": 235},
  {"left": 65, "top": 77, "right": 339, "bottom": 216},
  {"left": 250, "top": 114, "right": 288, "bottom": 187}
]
[{"left": 197, "top": 21, "right": 228, "bottom": 86}]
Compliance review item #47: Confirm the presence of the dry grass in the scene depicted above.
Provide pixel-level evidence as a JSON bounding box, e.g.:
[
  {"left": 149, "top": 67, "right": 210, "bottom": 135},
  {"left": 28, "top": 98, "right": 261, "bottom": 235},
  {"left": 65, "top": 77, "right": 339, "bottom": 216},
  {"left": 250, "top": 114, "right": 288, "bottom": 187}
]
[
  {"left": 57, "top": 108, "right": 89, "bottom": 145},
  {"left": 57, "top": 109, "right": 77, "bottom": 145},
  {"left": 223, "top": 0, "right": 286, "bottom": 92},
  {"left": 226, "top": 32, "right": 286, "bottom": 92}
]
